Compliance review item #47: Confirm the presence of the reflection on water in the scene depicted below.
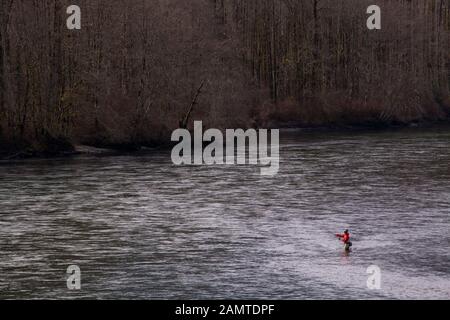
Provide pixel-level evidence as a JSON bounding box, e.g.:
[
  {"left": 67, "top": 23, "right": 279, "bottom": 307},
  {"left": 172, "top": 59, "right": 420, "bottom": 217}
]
[{"left": 1, "top": 127, "right": 449, "bottom": 299}]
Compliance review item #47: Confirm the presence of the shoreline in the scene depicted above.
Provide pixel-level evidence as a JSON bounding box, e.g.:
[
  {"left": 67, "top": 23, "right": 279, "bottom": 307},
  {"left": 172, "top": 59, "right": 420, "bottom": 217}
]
[{"left": 1, "top": 119, "right": 450, "bottom": 161}]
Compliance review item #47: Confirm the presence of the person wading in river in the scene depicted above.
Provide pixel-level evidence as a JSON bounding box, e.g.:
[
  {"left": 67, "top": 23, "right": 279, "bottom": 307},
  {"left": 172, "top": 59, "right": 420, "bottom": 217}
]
[{"left": 336, "top": 229, "right": 352, "bottom": 251}]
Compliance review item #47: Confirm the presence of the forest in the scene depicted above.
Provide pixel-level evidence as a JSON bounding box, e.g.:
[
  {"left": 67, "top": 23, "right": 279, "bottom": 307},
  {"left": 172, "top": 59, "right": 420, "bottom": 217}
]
[{"left": 0, "top": 0, "right": 449, "bottom": 156}]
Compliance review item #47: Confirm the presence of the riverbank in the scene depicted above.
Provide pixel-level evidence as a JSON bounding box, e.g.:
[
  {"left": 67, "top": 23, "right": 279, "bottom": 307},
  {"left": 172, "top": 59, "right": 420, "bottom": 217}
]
[
  {"left": 2, "top": 119, "right": 450, "bottom": 161},
  {"left": 0, "top": 142, "right": 164, "bottom": 161}
]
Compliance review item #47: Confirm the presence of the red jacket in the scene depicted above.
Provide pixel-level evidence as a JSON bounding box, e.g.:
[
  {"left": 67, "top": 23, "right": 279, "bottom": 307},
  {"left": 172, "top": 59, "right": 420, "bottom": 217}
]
[{"left": 336, "top": 233, "right": 350, "bottom": 243}]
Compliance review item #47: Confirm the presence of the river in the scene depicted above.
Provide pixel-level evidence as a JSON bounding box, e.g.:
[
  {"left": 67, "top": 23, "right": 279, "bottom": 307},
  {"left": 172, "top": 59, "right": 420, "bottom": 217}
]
[{"left": 1, "top": 127, "right": 449, "bottom": 299}]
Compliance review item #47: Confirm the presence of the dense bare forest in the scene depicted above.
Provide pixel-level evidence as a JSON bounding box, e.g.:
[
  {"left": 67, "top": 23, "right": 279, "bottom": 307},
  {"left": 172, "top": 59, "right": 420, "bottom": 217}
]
[{"left": 0, "top": 0, "right": 449, "bottom": 155}]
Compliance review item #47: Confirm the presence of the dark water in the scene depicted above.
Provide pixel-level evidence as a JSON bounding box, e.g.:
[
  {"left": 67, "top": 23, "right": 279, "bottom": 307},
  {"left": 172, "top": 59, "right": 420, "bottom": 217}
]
[{"left": 1, "top": 127, "right": 449, "bottom": 299}]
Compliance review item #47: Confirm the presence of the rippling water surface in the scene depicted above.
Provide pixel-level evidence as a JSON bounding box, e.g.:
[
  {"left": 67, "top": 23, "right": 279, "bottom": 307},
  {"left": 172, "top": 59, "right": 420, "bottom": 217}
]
[{"left": 1, "top": 128, "right": 449, "bottom": 299}]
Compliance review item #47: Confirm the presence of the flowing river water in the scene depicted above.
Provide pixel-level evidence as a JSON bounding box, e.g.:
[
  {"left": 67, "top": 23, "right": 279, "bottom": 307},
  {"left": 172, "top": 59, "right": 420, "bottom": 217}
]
[{"left": 1, "top": 127, "right": 449, "bottom": 299}]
